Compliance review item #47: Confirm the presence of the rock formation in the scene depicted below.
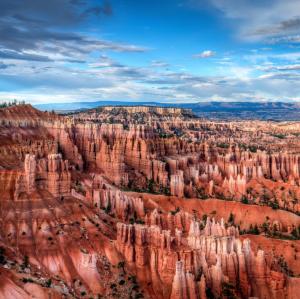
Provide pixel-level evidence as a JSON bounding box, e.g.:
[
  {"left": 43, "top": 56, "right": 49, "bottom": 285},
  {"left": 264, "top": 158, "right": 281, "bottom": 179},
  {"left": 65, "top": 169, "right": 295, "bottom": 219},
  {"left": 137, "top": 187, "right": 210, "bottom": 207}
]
[{"left": 0, "top": 104, "right": 299, "bottom": 298}]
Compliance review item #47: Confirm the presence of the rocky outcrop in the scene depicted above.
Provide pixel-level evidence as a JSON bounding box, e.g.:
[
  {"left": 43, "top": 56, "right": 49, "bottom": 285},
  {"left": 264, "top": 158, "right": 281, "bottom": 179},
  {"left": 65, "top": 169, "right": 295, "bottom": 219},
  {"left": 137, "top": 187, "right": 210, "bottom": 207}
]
[
  {"left": 100, "top": 106, "right": 193, "bottom": 116},
  {"left": 14, "top": 154, "right": 71, "bottom": 198},
  {"left": 45, "top": 154, "right": 71, "bottom": 197},
  {"left": 24, "top": 154, "right": 37, "bottom": 193},
  {"left": 170, "top": 171, "right": 184, "bottom": 197},
  {"left": 115, "top": 216, "right": 300, "bottom": 299},
  {"left": 93, "top": 188, "right": 145, "bottom": 220},
  {"left": 170, "top": 261, "right": 189, "bottom": 299}
]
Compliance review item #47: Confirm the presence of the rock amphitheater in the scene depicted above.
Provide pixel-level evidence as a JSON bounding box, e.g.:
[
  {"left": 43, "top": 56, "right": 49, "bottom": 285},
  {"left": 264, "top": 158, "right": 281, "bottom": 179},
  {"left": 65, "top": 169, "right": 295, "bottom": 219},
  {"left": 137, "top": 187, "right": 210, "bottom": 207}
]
[{"left": 0, "top": 104, "right": 299, "bottom": 298}]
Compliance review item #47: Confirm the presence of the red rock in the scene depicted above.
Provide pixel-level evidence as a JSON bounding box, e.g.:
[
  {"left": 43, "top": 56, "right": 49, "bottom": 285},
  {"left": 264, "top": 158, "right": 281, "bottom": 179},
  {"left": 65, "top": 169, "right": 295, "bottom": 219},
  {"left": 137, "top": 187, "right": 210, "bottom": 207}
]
[{"left": 0, "top": 104, "right": 299, "bottom": 298}]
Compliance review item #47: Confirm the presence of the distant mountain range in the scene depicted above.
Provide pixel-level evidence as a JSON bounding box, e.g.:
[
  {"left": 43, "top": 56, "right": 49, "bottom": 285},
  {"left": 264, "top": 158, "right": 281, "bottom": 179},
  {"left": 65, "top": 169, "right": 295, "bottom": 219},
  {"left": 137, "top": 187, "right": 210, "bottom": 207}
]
[{"left": 34, "top": 101, "right": 300, "bottom": 121}]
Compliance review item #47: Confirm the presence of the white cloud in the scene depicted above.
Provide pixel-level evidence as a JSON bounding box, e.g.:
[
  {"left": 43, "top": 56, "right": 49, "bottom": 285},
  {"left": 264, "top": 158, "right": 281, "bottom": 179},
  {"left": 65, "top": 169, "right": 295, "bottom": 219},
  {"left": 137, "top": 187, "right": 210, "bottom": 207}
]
[
  {"left": 2, "top": 48, "right": 300, "bottom": 105},
  {"left": 194, "top": 50, "right": 216, "bottom": 58},
  {"left": 205, "top": 0, "right": 300, "bottom": 42},
  {"left": 2, "top": 56, "right": 300, "bottom": 104},
  {"left": 258, "top": 64, "right": 300, "bottom": 72},
  {"left": 151, "top": 60, "right": 169, "bottom": 67}
]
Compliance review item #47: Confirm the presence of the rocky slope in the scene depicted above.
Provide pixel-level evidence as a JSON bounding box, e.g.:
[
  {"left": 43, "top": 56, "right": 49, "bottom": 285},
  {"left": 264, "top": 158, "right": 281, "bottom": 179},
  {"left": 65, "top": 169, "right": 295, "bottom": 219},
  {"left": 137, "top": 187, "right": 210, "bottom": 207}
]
[{"left": 0, "top": 104, "right": 299, "bottom": 298}]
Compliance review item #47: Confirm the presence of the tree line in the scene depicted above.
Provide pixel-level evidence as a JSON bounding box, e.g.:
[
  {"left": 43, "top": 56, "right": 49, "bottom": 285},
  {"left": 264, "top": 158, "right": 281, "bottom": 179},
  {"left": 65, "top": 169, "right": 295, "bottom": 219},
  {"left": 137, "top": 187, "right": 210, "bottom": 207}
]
[{"left": 0, "top": 99, "right": 26, "bottom": 108}]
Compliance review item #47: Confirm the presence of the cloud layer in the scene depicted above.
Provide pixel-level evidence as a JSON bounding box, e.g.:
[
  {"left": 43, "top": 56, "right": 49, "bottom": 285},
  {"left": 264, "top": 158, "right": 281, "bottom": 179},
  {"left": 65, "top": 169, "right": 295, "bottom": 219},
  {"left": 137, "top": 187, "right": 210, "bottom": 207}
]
[
  {"left": 205, "top": 0, "right": 300, "bottom": 42},
  {"left": 1, "top": 0, "right": 300, "bottom": 104}
]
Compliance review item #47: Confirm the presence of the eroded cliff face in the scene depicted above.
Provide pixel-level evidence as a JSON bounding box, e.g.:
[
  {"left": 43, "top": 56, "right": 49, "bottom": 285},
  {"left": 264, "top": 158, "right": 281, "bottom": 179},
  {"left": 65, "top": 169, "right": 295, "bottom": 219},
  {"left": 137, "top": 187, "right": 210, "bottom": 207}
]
[
  {"left": 65, "top": 109, "right": 300, "bottom": 215},
  {"left": 115, "top": 214, "right": 299, "bottom": 299},
  {"left": 0, "top": 104, "right": 300, "bottom": 298},
  {"left": 13, "top": 153, "right": 71, "bottom": 199}
]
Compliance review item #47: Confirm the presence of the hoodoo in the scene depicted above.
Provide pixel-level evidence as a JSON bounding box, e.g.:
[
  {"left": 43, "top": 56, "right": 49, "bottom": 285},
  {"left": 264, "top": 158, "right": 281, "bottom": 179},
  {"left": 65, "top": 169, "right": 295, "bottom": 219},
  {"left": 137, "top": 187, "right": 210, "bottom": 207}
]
[{"left": 0, "top": 104, "right": 300, "bottom": 298}]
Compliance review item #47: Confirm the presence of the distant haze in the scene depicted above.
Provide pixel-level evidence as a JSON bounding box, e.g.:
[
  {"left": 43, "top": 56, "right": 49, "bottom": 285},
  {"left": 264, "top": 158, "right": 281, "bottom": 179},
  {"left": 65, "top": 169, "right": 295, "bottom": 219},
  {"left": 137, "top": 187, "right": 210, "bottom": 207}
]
[{"left": 34, "top": 101, "right": 300, "bottom": 121}]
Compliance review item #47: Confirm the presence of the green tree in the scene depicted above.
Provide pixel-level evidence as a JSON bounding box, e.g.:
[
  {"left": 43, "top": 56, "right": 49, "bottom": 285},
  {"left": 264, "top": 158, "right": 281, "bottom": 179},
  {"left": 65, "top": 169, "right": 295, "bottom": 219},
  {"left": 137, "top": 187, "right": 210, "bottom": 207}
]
[{"left": 228, "top": 212, "right": 235, "bottom": 224}]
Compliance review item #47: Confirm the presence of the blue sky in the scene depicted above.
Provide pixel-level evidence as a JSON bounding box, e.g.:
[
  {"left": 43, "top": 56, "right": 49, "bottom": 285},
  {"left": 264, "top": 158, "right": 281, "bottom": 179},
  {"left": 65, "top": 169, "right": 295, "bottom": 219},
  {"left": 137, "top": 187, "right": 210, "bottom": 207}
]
[{"left": 1, "top": 0, "right": 300, "bottom": 103}]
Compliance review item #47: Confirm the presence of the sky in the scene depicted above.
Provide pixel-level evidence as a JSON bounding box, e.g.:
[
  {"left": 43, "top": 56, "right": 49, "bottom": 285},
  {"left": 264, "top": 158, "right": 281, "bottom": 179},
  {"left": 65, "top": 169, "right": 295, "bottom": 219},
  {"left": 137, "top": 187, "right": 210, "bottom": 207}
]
[{"left": 1, "top": 0, "right": 300, "bottom": 104}]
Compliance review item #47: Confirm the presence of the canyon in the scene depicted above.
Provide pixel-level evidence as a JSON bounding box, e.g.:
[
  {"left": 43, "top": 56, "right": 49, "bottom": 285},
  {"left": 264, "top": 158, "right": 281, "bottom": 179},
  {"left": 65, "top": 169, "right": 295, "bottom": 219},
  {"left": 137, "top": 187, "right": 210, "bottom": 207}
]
[{"left": 0, "top": 104, "right": 300, "bottom": 299}]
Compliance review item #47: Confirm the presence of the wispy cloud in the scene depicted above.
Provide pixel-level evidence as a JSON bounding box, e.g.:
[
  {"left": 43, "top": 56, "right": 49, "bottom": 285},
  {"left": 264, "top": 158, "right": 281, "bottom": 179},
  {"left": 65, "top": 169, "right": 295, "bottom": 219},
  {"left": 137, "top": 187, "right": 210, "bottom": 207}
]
[
  {"left": 151, "top": 60, "right": 169, "bottom": 67},
  {"left": 0, "top": 0, "right": 147, "bottom": 65},
  {"left": 194, "top": 50, "right": 216, "bottom": 58},
  {"left": 203, "top": 0, "right": 300, "bottom": 42},
  {"left": 258, "top": 64, "right": 300, "bottom": 72},
  {"left": 0, "top": 61, "right": 15, "bottom": 69},
  {"left": 2, "top": 51, "right": 300, "bottom": 104}
]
